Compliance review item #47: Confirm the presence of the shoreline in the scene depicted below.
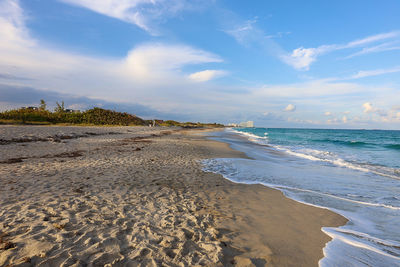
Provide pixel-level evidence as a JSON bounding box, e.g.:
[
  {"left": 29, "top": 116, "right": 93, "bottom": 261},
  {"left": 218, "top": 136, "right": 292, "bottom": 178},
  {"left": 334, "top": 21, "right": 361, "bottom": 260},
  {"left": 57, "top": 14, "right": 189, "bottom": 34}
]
[
  {"left": 190, "top": 129, "right": 348, "bottom": 266},
  {"left": 0, "top": 126, "right": 347, "bottom": 266}
]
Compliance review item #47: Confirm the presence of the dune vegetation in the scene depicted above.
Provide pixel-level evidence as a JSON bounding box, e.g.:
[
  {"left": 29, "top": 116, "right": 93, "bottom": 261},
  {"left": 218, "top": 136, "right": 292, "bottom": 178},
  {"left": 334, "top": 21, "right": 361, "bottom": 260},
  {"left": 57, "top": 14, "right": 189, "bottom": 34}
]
[{"left": 0, "top": 100, "right": 224, "bottom": 128}]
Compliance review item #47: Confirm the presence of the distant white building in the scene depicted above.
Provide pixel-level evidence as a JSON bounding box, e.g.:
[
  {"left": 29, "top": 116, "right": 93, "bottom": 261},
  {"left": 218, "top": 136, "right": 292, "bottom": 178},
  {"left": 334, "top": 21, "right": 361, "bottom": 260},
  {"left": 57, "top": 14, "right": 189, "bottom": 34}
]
[{"left": 239, "top": 121, "right": 254, "bottom": 128}]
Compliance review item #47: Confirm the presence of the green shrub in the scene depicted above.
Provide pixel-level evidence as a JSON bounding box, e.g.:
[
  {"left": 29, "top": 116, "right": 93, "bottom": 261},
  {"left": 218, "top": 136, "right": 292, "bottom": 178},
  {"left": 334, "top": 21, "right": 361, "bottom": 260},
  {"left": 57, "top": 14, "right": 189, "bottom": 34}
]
[
  {"left": 0, "top": 107, "right": 146, "bottom": 126},
  {"left": 0, "top": 102, "right": 224, "bottom": 127}
]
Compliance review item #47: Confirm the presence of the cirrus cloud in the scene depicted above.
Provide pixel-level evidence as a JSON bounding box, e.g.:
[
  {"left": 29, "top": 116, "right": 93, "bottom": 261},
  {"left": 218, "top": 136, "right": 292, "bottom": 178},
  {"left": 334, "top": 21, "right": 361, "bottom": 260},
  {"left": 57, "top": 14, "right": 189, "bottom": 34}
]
[
  {"left": 59, "top": 0, "right": 209, "bottom": 35},
  {"left": 282, "top": 31, "right": 400, "bottom": 70}
]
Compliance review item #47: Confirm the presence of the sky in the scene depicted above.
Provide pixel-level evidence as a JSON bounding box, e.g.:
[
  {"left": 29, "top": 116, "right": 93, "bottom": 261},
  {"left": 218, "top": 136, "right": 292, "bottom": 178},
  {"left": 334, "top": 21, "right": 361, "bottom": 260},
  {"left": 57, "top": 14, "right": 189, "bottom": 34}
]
[{"left": 0, "top": 0, "right": 400, "bottom": 129}]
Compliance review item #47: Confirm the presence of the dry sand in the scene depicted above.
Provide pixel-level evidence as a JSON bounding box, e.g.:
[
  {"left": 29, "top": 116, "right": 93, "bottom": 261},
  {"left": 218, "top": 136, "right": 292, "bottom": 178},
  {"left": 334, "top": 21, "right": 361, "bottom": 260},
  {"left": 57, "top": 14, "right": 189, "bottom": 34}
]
[{"left": 0, "top": 126, "right": 346, "bottom": 266}]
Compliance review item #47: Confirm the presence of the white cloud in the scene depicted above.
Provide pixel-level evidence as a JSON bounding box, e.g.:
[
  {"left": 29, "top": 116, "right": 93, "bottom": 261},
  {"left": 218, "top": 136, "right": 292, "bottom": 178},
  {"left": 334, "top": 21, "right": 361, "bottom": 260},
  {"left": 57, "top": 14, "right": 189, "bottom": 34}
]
[
  {"left": 358, "top": 102, "right": 400, "bottom": 123},
  {"left": 363, "top": 102, "right": 374, "bottom": 113},
  {"left": 324, "top": 111, "right": 332, "bottom": 116},
  {"left": 0, "top": 0, "right": 34, "bottom": 48},
  {"left": 362, "top": 102, "right": 387, "bottom": 117},
  {"left": 124, "top": 43, "right": 222, "bottom": 79},
  {"left": 342, "top": 115, "right": 348, "bottom": 123},
  {"left": 281, "top": 48, "right": 315, "bottom": 71},
  {"left": 188, "top": 70, "right": 227, "bottom": 82},
  {"left": 59, "top": 0, "right": 196, "bottom": 35},
  {"left": 281, "top": 45, "right": 334, "bottom": 71},
  {"left": 284, "top": 104, "right": 296, "bottom": 112},
  {"left": 283, "top": 31, "right": 400, "bottom": 70}
]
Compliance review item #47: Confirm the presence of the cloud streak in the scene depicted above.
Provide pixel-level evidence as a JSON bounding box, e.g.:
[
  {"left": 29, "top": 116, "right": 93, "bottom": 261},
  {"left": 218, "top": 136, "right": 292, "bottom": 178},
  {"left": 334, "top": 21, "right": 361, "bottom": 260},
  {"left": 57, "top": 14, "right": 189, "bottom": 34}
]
[
  {"left": 351, "top": 66, "right": 400, "bottom": 79},
  {"left": 59, "top": 0, "right": 204, "bottom": 35},
  {"left": 224, "top": 18, "right": 258, "bottom": 45},
  {"left": 344, "top": 41, "right": 400, "bottom": 59},
  {"left": 283, "top": 31, "right": 400, "bottom": 70},
  {"left": 188, "top": 70, "right": 227, "bottom": 82}
]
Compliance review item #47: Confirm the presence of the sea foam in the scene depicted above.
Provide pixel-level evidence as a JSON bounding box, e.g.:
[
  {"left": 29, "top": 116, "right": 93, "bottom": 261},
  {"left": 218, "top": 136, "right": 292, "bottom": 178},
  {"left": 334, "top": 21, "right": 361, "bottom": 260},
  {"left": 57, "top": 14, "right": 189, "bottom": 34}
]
[{"left": 203, "top": 128, "right": 400, "bottom": 267}]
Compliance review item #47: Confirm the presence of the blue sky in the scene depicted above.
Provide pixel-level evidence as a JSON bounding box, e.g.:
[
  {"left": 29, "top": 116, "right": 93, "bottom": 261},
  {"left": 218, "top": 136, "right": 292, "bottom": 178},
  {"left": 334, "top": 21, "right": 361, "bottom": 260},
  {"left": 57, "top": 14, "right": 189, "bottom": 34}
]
[{"left": 0, "top": 0, "right": 400, "bottom": 128}]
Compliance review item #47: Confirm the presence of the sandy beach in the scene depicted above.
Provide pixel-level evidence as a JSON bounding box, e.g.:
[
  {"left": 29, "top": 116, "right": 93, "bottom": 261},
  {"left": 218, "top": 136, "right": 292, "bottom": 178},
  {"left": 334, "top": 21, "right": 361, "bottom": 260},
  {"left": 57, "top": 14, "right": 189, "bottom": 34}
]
[{"left": 0, "top": 126, "right": 346, "bottom": 266}]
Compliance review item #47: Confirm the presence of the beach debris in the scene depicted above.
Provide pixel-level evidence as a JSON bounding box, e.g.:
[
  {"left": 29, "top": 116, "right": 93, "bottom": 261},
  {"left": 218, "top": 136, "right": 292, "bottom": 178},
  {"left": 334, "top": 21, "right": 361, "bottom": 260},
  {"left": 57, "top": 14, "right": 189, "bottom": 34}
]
[
  {"left": 0, "top": 157, "right": 27, "bottom": 164},
  {"left": 1, "top": 241, "right": 16, "bottom": 250},
  {"left": 73, "top": 187, "right": 84, "bottom": 194},
  {"left": 51, "top": 151, "right": 83, "bottom": 158},
  {"left": 0, "top": 232, "right": 15, "bottom": 250},
  {"left": 0, "top": 132, "right": 122, "bottom": 145},
  {"left": 53, "top": 223, "right": 66, "bottom": 230},
  {"left": 22, "top": 257, "right": 31, "bottom": 263},
  {"left": 0, "top": 150, "right": 84, "bottom": 164}
]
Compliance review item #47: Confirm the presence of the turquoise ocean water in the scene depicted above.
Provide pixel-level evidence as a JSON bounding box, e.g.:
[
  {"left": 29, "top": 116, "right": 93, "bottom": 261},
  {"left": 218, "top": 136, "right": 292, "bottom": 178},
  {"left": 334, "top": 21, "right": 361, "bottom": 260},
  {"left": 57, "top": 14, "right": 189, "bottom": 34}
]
[{"left": 203, "top": 128, "right": 400, "bottom": 266}]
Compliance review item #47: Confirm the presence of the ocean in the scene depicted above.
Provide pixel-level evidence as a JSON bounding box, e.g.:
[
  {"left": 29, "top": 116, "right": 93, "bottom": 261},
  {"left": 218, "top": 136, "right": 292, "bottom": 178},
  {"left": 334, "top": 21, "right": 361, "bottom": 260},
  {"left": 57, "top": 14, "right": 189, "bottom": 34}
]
[{"left": 203, "top": 128, "right": 400, "bottom": 266}]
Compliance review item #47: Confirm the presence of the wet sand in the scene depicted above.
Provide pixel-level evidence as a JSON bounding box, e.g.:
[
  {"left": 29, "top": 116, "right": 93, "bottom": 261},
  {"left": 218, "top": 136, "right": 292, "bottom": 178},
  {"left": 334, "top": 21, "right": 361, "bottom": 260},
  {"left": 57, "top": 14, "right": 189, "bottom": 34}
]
[{"left": 0, "top": 126, "right": 346, "bottom": 266}]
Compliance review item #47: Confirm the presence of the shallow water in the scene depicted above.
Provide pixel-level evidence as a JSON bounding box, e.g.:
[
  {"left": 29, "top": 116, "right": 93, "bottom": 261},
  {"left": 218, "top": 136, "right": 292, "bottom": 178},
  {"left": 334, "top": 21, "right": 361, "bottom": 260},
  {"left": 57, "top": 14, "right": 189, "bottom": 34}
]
[{"left": 203, "top": 128, "right": 400, "bottom": 267}]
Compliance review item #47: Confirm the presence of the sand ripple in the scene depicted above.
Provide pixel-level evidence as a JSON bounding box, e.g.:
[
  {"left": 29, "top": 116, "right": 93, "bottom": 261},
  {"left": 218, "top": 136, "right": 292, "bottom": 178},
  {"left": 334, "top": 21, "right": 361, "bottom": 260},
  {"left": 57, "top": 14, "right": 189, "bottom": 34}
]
[{"left": 0, "top": 127, "right": 222, "bottom": 266}]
